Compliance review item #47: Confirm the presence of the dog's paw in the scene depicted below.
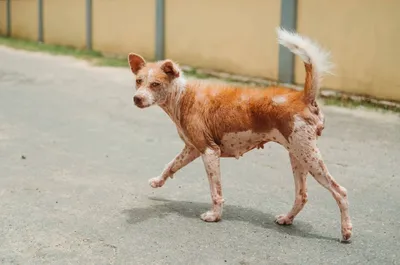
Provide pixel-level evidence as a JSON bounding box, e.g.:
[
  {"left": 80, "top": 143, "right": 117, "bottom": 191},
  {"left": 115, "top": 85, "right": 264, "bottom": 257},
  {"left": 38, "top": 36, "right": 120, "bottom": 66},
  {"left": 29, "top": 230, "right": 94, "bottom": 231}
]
[
  {"left": 200, "top": 211, "right": 221, "bottom": 222},
  {"left": 148, "top": 177, "right": 165, "bottom": 188},
  {"left": 341, "top": 223, "right": 353, "bottom": 243},
  {"left": 275, "top": 214, "right": 294, "bottom": 225}
]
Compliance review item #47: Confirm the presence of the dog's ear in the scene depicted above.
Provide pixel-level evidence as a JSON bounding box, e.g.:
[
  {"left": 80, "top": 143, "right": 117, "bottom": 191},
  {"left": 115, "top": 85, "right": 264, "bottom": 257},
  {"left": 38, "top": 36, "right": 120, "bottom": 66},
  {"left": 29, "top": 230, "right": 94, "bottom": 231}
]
[
  {"left": 128, "top": 53, "right": 146, "bottom": 75},
  {"left": 160, "top": 60, "right": 180, "bottom": 78}
]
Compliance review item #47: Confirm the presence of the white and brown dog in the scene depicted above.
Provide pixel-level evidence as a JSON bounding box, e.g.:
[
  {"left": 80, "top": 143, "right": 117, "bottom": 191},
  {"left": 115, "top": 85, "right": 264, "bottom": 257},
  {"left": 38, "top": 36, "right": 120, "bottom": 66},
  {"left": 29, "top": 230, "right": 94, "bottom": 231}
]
[{"left": 128, "top": 28, "right": 352, "bottom": 242}]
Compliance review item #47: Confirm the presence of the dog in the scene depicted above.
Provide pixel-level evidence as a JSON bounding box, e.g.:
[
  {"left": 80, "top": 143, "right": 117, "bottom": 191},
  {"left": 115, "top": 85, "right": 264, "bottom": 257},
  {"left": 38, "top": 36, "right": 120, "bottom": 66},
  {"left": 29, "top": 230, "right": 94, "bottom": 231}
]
[{"left": 127, "top": 28, "right": 352, "bottom": 242}]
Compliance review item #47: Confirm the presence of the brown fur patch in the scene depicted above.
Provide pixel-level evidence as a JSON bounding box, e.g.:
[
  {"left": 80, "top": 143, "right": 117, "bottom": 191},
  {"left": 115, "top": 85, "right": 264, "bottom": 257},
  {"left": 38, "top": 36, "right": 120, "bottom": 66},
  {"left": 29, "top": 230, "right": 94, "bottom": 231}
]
[{"left": 177, "top": 82, "right": 312, "bottom": 152}]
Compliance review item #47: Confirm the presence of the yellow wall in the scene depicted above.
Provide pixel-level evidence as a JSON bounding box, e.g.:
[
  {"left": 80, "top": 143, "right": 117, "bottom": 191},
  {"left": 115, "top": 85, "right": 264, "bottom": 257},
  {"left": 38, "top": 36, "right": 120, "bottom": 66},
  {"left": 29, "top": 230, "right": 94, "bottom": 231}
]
[
  {"left": 165, "top": 0, "right": 281, "bottom": 80},
  {"left": 0, "top": 1, "right": 6, "bottom": 35},
  {"left": 1, "top": 0, "right": 399, "bottom": 101},
  {"left": 10, "top": 0, "right": 37, "bottom": 40},
  {"left": 43, "top": 0, "right": 86, "bottom": 48},
  {"left": 295, "top": 0, "right": 400, "bottom": 101},
  {"left": 92, "top": 0, "right": 155, "bottom": 60}
]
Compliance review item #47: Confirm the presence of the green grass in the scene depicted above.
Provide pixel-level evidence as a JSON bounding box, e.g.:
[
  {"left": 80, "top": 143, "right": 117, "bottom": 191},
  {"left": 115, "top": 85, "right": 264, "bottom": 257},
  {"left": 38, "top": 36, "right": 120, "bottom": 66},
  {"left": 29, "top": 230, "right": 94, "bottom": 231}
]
[
  {"left": 0, "top": 36, "right": 128, "bottom": 67},
  {"left": 0, "top": 36, "right": 212, "bottom": 75},
  {"left": 182, "top": 68, "right": 212, "bottom": 79},
  {"left": 323, "top": 96, "right": 400, "bottom": 113},
  {"left": 0, "top": 36, "right": 101, "bottom": 58},
  {"left": 1, "top": 36, "right": 399, "bottom": 113}
]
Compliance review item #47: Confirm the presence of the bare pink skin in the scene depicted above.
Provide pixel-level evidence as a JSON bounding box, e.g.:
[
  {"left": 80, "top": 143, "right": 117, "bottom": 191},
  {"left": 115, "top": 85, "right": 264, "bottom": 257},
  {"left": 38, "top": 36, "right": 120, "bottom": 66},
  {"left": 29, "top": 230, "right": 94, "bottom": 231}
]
[
  {"left": 278, "top": 116, "right": 352, "bottom": 241},
  {"left": 149, "top": 145, "right": 200, "bottom": 188},
  {"left": 275, "top": 154, "right": 308, "bottom": 225},
  {"left": 200, "top": 148, "right": 224, "bottom": 222},
  {"left": 127, "top": 29, "right": 353, "bottom": 242}
]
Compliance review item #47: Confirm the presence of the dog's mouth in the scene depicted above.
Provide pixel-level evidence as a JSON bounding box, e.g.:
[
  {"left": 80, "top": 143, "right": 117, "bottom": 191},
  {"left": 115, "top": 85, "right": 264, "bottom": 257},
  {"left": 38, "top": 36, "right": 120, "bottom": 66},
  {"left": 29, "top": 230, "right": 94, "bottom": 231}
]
[
  {"left": 134, "top": 102, "right": 150, "bottom": 109},
  {"left": 134, "top": 102, "right": 146, "bottom": 108}
]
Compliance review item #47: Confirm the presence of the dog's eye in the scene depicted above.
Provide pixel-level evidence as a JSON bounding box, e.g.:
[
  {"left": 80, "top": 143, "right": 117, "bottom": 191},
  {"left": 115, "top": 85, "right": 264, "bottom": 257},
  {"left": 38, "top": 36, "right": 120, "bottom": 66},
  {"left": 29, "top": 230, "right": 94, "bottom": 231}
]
[
  {"left": 150, "top": 82, "right": 161, "bottom": 88},
  {"left": 136, "top": 79, "right": 142, "bottom": 86}
]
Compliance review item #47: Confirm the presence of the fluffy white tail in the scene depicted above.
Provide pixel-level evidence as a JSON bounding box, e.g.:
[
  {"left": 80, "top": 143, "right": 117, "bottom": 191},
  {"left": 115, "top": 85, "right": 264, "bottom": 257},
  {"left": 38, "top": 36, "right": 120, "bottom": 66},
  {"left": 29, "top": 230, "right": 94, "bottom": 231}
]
[{"left": 277, "top": 27, "right": 333, "bottom": 103}]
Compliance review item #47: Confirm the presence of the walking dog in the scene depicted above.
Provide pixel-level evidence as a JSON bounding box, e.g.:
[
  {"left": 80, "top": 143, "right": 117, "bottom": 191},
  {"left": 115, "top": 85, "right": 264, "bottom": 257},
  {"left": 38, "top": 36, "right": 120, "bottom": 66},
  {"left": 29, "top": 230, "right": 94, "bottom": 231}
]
[{"left": 128, "top": 28, "right": 353, "bottom": 242}]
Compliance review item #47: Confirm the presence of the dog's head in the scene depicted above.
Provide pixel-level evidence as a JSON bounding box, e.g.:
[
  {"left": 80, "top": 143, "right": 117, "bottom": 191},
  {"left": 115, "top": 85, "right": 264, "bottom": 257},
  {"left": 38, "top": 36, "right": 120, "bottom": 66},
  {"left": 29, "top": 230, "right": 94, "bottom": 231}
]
[{"left": 128, "top": 53, "right": 182, "bottom": 108}]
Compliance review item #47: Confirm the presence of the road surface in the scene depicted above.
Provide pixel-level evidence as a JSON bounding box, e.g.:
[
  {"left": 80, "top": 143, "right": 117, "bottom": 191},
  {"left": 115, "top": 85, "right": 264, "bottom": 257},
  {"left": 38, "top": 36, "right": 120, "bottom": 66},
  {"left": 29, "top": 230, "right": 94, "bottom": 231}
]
[{"left": 0, "top": 46, "right": 399, "bottom": 265}]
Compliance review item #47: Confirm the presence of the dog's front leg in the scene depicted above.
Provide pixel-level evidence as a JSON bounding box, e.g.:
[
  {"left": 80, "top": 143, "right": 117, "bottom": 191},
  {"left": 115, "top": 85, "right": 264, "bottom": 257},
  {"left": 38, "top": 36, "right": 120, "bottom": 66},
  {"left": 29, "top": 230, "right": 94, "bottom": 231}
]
[
  {"left": 200, "top": 147, "right": 224, "bottom": 222},
  {"left": 149, "top": 145, "right": 200, "bottom": 188}
]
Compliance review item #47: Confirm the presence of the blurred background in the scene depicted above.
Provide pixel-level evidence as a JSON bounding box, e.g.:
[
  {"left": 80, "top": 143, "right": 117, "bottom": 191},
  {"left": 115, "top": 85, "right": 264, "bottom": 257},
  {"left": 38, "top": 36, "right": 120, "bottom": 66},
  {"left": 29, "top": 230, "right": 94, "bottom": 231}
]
[
  {"left": 0, "top": 0, "right": 399, "bottom": 102},
  {"left": 0, "top": 2, "right": 400, "bottom": 264}
]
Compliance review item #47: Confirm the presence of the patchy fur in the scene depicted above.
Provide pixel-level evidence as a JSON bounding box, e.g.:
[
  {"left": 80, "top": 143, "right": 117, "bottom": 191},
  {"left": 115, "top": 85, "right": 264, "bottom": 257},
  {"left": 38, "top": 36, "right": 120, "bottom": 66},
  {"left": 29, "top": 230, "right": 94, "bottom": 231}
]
[{"left": 128, "top": 29, "right": 352, "bottom": 242}]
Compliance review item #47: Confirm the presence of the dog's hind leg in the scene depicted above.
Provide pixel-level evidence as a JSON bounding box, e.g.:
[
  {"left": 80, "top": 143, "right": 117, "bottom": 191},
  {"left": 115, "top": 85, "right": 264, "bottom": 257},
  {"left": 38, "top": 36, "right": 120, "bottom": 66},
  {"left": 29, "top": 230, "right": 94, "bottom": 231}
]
[
  {"left": 290, "top": 139, "right": 353, "bottom": 241},
  {"left": 275, "top": 153, "right": 308, "bottom": 225},
  {"left": 149, "top": 145, "right": 200, "bottom": 188},
  {"left": 307, "top": 153, "right": 352, "bottom": 242},
  {"left": 200, "top": 147, "right": 224, "bottom": 222}
]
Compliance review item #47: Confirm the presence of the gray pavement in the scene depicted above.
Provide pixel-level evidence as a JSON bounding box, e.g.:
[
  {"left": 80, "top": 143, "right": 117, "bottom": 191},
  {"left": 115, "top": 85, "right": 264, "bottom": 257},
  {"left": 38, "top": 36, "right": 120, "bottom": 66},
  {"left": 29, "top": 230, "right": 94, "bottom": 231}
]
[{"left": 0, "top": 46, "right": 399, "bottom": 265}]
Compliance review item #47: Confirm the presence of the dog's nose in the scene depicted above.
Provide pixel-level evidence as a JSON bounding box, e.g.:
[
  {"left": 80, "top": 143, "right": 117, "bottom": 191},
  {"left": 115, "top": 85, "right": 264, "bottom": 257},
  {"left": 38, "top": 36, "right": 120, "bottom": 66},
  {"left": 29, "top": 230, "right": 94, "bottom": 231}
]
[{"left": 133, "top": 95, "right": 142, "bottom": 106}]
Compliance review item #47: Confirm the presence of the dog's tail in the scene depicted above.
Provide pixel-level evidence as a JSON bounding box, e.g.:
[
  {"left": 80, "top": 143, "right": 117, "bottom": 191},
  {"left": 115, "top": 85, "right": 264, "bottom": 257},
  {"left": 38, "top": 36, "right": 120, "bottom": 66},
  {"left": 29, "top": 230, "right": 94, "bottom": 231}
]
[{"left": 277, "top": 27, "right": 333, "bottom": 104}]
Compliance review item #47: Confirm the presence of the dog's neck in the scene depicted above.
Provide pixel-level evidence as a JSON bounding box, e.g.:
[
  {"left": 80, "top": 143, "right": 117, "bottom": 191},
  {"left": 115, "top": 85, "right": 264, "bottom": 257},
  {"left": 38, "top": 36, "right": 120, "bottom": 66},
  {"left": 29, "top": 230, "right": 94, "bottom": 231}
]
[{"left": 158, "top": 75, "right": 187, "bottom": 124}]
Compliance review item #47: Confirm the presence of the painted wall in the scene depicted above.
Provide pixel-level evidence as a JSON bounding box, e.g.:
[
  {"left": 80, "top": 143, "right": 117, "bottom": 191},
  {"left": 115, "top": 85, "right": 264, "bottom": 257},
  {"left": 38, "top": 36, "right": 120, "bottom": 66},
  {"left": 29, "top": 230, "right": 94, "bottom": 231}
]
[
  {"left": 10, "top": 0, "right": 37, "bottom": 40},
  {"left": 92, "top": 0, "right": 155, "bottom": 60},
  {"left": 295, "top": 0, "right": 400, "bottom": 101},
  {"left": 0, "top": 1, "right": 7, "bottom": 36},
  {"left": 165, "top": 0, "right": 281, "bottom": 80},
  {"left": 43, "top": 0, "right": 86, "bottom": 48},
  {"left": 1, "top": 0, "right": 399, "bottom": 101}
]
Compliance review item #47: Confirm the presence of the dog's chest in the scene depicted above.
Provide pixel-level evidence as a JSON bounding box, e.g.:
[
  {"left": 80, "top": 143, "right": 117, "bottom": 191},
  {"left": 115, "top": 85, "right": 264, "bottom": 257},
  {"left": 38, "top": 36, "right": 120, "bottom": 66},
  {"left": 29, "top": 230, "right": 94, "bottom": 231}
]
[{"left": 219, "top": 129, "right": 287, "bottom": 158}]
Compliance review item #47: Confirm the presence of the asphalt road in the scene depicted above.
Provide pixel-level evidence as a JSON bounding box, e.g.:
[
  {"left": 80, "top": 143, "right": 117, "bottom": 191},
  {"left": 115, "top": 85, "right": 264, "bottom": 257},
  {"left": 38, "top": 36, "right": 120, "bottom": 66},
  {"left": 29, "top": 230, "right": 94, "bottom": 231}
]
[{"left": 0, "top": 46, "right": 399, "bottom": 265}]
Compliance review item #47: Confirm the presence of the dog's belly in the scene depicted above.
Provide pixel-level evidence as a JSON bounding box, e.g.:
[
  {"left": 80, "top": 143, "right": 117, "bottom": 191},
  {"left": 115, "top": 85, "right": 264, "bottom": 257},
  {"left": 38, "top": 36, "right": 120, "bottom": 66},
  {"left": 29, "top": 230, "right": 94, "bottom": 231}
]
[{"left": 219, "top": 129, "right": 287, "bottom": 158}]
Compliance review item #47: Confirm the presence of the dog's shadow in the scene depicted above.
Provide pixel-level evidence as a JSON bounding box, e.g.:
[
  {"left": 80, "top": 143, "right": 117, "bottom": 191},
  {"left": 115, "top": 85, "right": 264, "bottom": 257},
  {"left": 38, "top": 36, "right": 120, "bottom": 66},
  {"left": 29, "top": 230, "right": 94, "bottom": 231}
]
[{"left": 122, "top": 197, "right": 338, "bottom": 242}]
